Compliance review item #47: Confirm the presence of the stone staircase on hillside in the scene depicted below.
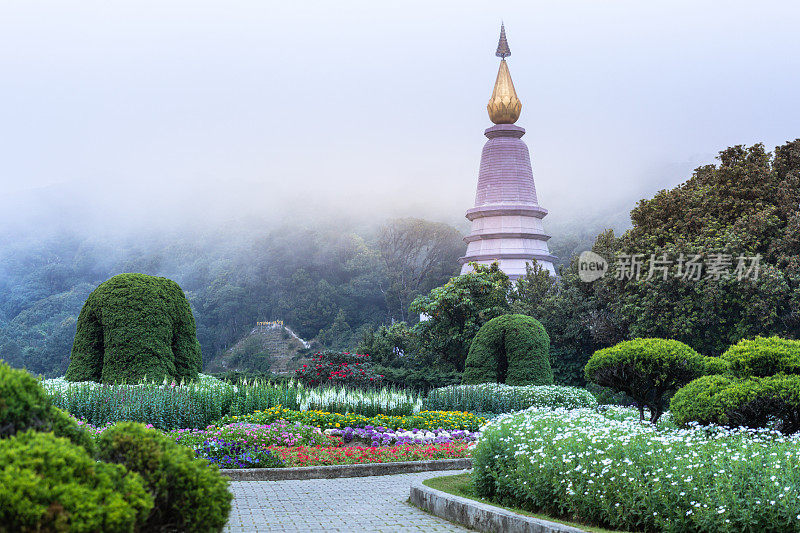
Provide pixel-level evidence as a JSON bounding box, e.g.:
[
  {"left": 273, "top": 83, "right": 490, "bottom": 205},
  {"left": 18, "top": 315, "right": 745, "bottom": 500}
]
[{"left": 207, "top": 322, "right": 312, "bottom": 375}]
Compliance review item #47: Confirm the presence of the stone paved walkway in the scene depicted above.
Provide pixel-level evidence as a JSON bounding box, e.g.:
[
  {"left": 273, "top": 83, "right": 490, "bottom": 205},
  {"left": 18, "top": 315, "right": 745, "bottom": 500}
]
[{"left": 224, "top": 469, "right": 471, "bottom": 532}]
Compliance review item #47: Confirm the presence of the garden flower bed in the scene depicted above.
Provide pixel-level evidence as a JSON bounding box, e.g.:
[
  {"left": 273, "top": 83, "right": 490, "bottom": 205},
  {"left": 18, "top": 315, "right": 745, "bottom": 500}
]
[
  {"left": 42, "top": 375, "right": 423, "bottom": 429},
  {"left": 325, "top": 426, "right": 479, "bottom": 446},
  {"left": 167, "top": 420, "right": 477, "bottom": 468},
  {"left": 273, "top": 442, "right": 472, "bottom": 468},
  {"left": 217, "top": 406, "right": 485, "bottom": 431},
  {"left": 167, "top": 421, "right": 329, "bottom": 449},
  {"left": 474, "top": 405, "right": 800, "bottom": 532},
  {"left": 65, "top": 412, "right": 476, "bottom": 469}
]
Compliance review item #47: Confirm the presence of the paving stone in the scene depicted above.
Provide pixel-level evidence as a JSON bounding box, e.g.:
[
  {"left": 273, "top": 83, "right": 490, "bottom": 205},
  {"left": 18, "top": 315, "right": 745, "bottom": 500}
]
[{"left": 224, "top": 470, "right": 469, "bottom": 532}]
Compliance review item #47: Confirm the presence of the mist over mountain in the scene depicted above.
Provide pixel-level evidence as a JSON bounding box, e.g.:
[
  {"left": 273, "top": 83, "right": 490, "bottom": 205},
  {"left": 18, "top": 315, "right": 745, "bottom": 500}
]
[{"left": 2, "top": 0, "right": 798, "bottom": 377}]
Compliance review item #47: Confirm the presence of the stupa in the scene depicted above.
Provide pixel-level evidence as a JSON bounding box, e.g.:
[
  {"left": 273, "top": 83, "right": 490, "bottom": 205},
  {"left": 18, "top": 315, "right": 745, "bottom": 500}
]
[{"left": 459, "top": 24, "right": 556, "bottom": 279}]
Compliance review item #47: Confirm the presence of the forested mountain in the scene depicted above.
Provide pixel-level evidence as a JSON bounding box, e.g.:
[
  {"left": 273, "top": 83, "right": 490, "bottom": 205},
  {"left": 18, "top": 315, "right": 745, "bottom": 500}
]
[
  {"left": 0, "top": 218, "right": 468, "bottom": 376},
  {"left": 0, "top": 193, "right": 630, "bottom": 379}
]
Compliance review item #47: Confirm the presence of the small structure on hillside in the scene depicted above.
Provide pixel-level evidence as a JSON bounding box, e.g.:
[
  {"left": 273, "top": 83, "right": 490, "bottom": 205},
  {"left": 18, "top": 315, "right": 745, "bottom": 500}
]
[{"left": 460, "top": 24, "right": 556, "bottom": 279}]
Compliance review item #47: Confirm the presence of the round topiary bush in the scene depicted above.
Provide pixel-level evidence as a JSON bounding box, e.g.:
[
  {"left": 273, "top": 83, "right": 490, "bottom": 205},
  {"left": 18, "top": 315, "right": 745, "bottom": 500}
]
[
  {"left": 670, "top": 374, "right": 760, "bottom": 427},
  {"left": 671, "top": 374, "right": 800, "bottom": 434},
  {"left": 65, "top": 273, "right": 202, "bottom": 384},
  {"left": 462, "top": 314, "right": 552, "bottom": 386},
  {"left": 96, "top": 422, "right": 232, "bottom": 532},
  {"left": 720, "top": 336, "right": 800, "bottom": 378},
  {"left": 0, "top": 430, "right": 152, "bottom": 532},
  {"left": 0, "top": 360, "right": 52, "bottom": 438},
  {"left": 584, "top": 338, "right": 705, "bottom": 422}
]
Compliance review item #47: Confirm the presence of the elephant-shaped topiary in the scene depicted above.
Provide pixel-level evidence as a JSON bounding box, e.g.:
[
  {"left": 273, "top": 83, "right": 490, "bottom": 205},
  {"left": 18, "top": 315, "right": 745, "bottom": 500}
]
[
  {"left": 65, "top": 273, "right": 202, "bottom": 384},
  {"left": 462, "top": 314, "right": 552, "bottom": 386}
]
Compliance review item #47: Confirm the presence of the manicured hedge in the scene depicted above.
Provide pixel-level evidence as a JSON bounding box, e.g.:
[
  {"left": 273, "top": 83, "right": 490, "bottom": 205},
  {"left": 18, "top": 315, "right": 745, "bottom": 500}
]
[
  {"left": 97, "top": 422, "right": 232, "bottom": 532},
  {"left": 584, "top": 338, "right": 705, "bottom": 422},
  {"left": 463, "top": 314, "right": 552, "bottom": 386},
  {"left": 672, "top": 337, "right": 800, "bottom": 433},
  {"left": 0, "top": 431, "right": 152, "bottom": 532},
  {"left": 1, "top": 363, "right": 232, "bottom": 530},
  {"left": 66, "top": 273, "right": 202, "bottom": 384},
  {"left": 720, "top": 336, "right": 800, "bottom": 378},
  {"left": 0, "top": 360, "right": 52, "bottom": 438},
  {"left": 703, "top": 356, "right": 730, "bottom": 376},
  {"left": 48, "top": 406, "right": 95, "bottom": 454},
  {"left": 0, "top": 360, "right": 94, "bottom": 451},
  {"left": 671, "top": 374, "right": 800, "bottom": 434},
  {"left": 423, "top": 383, "right": 597, "bottom": 414}
]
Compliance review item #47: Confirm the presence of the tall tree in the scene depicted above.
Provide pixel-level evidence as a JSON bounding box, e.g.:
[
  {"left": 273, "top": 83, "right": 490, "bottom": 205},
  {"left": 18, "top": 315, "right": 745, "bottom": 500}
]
[
  {"left": 511, "top": 232, "right": 627, "bottom": 385},
  {"left": 411, "top": 262, "right": 511, "bottom": 371},
  {"left": 616, "top": 141, "right": 800, "bottom": 355}
]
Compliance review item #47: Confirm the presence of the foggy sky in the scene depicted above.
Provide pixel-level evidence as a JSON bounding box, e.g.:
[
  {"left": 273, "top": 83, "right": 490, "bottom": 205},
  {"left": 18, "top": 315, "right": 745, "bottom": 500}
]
[{"left": 1, "top": 0, "right": 799, "bottom": 236}]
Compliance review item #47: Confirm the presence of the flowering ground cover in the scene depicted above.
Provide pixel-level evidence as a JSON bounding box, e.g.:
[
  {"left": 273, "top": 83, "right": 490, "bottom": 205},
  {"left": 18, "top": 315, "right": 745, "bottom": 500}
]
[
  {"left": 273, "top": 442, "right": 471, "bottom": 467},
  {"left": 171, "top": 423, "right": 474, "bottom": 469},
  {"left": 167, "top": 421, "right": 329, "bottom": 449},
  {"left": 216, "top": 406, "right": 485, "bottom": 431},
  {"left": 62, "top": 411, "right": 475, "bottom": 468},
  {"left": 474, "top": 406, "right": 800, "bottom": 532},
  {"left": 326, "top": 426, "right": 479, "bottom": 446}
]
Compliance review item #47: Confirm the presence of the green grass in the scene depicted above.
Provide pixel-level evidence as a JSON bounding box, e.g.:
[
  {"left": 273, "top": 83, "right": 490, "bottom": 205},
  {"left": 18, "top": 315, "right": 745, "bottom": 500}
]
[{"left": 422, "top": 474, "right": 627, "bottom": 533}]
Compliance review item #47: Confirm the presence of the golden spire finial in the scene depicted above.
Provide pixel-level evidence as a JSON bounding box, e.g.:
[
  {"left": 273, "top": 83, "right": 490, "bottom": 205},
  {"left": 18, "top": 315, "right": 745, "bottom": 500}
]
[{"left": 487, "top": 23, "right": 521, "bottom": 124}]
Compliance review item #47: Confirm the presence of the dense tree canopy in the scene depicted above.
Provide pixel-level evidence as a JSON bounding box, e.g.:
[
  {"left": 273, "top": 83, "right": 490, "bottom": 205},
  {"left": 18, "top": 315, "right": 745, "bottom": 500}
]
[
  {"left": 0, "top": 220, "right": 463, "bottom": 377},
  {"left": 512, "top": 140, "right": 800, "bottom": 384},
  {"left": 377, "top": 218, "right": 464, "bottom": 323},
  {"left": 4, "top": 140, "right": 798, "bottom": 383},
  {"left": 617, "top": 141, "right": 800, "bottom": 354},
  {"left": 410, "top": 262, "right": 511, "bottom": 372}
]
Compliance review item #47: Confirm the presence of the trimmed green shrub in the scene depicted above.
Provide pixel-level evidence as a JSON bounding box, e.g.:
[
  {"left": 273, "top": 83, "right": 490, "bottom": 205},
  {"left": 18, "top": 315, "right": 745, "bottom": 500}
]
[
  {"left": 66, "top": 273, "right": 202, "bottom": 384},
  {"left": 49, "top": 406, "right": 95, "bottom": 455},
  {"left": 0, "top": 360, "right": 52, "bottom": 438},
  {"left": 584, "top": 338, "right": 704, "bottom": 422},
  {"left": 703, "top": 355, "right": 730, "bottom": 376},
  {"left": 96, "top": 422, "right": 232, "bottom": 532},
  {"left": 671, "top": 374, "right": 800, "bottom": 434},
  {"left": 720, "top": 336, "right": 800, "bottom": 378},
  {"left": 0, "top": 430, "right": 152, "bottom": 532},
  {"left": 423, "top": 383, "right": 597, "bottom": 414},
  {"left": 463, "top": 314, "right": 552, "bottom": 386},
  {"left": 671, "top": 375, "right": 760, "bottom": 427},
  {"left": 0, "top": 362, "right": 94, "bottom": 453}
]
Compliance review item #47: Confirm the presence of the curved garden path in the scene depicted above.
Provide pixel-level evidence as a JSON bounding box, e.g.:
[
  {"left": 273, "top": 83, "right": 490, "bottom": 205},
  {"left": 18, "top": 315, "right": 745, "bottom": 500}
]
[{"left": 224, "top": 470, "right": 470, "bottom": 532}]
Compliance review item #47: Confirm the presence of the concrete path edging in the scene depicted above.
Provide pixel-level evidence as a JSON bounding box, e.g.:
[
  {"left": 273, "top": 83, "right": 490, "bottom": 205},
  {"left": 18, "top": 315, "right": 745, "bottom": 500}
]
[
  {"left": 220, "top": 457, "right": 473, "bottom": 481},
  {"left": 409, "top": 480, "right": 588, "bottom": 533}
]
